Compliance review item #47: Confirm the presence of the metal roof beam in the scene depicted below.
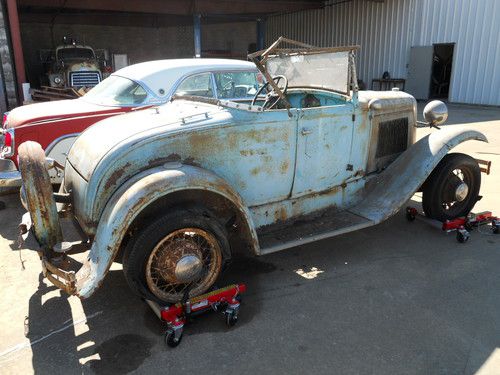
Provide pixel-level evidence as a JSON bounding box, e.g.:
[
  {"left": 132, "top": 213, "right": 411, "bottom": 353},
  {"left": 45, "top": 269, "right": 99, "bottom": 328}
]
[{"left": 18, "top": 0, "right": 325, "bottom": 16}]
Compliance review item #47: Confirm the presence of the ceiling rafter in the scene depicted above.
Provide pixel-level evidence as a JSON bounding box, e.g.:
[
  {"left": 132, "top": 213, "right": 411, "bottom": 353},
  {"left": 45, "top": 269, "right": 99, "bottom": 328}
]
[{"left": 18, "top": 0, "right": 325, "bottom": 16}]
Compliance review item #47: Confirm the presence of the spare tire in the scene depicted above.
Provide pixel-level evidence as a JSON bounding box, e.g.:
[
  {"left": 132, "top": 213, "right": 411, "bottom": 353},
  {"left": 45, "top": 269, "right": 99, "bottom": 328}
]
[{"left": 18, "top": 141, "right": 62, "bottom": 251}]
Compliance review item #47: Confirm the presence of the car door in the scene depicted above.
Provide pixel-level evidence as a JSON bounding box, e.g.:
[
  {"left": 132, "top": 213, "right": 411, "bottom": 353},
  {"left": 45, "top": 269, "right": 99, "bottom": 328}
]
[
  {"left": 291, "top": 103, "right": 355, "bottom": 198},
  {"left": 209, "top": 108, "right": 298, "bottom": 206}
]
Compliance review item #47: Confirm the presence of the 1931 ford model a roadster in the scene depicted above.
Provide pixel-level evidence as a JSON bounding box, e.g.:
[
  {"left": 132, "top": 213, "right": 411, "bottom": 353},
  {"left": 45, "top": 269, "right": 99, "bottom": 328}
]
[{"left": 19, "top": 38, "right": 487, "bottom": 304}]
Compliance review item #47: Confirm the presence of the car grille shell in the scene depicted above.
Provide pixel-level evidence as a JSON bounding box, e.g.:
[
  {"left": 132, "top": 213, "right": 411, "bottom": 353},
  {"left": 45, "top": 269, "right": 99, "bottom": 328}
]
[{"left": 70, "top": 71, "right": 101, "bottom": 88}]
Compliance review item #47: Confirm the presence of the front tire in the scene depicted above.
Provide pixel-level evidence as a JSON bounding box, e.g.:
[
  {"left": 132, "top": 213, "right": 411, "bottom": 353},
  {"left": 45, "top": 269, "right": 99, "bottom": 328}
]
[
  {"left": 123, "top": 208, "right": 229, "bottom": 304},
  {"left": 422, "top": 153, "right": 481, "bottom": 221}
]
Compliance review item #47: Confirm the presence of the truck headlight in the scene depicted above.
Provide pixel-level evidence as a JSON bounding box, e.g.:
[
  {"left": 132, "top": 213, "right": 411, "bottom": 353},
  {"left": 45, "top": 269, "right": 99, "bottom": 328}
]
[{"left": 54, "top": 76, "right": 62, "bottom": 84}]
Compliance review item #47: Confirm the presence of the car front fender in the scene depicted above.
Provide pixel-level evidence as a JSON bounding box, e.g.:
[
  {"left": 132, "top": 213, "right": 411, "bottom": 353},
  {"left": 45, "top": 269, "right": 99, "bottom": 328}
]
[
  {"left": 351, "top": 127, "right": 488, "bottom": 223},
  {"left": 74, "top": 164, "right": 258, "bottom": 299}
]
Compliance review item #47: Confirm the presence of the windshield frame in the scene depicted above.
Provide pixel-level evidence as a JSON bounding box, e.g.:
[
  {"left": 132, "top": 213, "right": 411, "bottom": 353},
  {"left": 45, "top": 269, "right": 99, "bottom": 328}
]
[{"left": 248, "top": 37, "right": 360, "bottom": 111}]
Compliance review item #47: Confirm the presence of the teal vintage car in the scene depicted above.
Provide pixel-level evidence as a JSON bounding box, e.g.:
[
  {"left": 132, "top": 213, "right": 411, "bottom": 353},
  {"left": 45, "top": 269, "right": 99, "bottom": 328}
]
[{"left": 18, "top": 38, "right": 487, "bottom": 304}]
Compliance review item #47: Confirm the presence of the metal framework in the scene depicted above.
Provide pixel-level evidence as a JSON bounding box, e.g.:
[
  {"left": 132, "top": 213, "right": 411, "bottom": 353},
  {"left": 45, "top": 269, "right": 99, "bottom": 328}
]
[{"left": 248, "top": 36, "right": 360, "bottom": 110}]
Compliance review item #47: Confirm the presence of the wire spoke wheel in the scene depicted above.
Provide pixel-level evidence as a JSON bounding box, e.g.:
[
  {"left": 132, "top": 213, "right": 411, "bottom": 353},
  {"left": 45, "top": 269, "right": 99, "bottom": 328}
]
[
  {"left": 123, "top": 209, "right": 229, "bottom": 304},
  {"left": 145, "top": 228, "right": 222, "bottom": 303}
]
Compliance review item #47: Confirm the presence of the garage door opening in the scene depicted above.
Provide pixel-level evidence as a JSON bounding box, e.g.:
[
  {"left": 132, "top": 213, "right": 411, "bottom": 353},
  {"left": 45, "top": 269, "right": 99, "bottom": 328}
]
[{"left": 430, "top": 43, "right": 454, "bottom": 100}]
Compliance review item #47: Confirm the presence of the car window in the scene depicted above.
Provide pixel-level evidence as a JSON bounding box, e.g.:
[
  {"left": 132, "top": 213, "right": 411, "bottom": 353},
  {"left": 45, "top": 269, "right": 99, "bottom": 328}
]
[
  {"left": 83, "top": 75, "right": 148, "bottom": 105},
  {"left": 175, "top": 73, "right": 214, "bottom": 98},
  {"left": 214, "top": 71, "right": 260, "bottom": 99}
]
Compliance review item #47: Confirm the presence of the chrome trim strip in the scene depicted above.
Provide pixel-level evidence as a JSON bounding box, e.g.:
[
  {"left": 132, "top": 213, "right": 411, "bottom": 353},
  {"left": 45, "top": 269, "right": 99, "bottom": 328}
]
[{"left": 44, "top": 133, "right": 80, "bottom": 156}]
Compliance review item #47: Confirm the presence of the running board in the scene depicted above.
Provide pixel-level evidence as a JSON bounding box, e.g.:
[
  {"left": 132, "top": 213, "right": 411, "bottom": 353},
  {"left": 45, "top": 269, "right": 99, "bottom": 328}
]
[{"left": 258, "top": 210, "right": 374, "bottom": 255}]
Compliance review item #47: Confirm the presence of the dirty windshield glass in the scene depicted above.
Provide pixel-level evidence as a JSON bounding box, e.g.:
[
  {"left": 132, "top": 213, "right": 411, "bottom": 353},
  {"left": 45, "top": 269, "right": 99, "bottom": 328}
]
[
  {"left": 266, "top": 51, "right": 350, "bottom": 95},
  {"left": 83, "top": 76, "right": 148, "bottom": 105}
]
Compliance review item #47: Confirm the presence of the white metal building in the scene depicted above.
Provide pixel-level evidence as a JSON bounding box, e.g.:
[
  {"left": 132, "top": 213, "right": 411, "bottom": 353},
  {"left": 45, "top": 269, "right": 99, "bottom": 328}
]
[{"left": 266, "top": 0, "right": 500, "bottom": 106}]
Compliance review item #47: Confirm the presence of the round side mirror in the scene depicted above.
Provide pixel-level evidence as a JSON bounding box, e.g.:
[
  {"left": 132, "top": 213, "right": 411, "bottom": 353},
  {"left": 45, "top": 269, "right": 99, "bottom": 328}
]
[{"left": 423, "top": 100, "right": 448, "bottom": 126}]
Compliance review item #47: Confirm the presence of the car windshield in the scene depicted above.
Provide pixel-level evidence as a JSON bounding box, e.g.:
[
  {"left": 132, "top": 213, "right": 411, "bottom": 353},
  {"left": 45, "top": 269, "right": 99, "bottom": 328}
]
[
  {"left": 82, "top": 76, "right": 149, "bottom": 106},
  {"left": 58, "top": 48, "right": 95, "bottom": 60},
  {"left": 266, "top": 51, "right": 351, "bottom": 95}
]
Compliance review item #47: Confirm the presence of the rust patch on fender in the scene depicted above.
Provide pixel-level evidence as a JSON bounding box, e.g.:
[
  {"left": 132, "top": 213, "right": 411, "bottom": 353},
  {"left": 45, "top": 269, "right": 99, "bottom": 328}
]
[
  {"left": 280, "top": 160, "right": 289, "bottom": 174},
  {"left": 250, "top": 167, "right": 260, "bottom": 176},
  {"left": 147, "top": 153, "right": 181, "bottom": 167},
  {"left": 105, "top": 162, "right": 132, "bottom": 190},
  {"left": 353, "top": 169, "right": 364, "bottom": 177}
]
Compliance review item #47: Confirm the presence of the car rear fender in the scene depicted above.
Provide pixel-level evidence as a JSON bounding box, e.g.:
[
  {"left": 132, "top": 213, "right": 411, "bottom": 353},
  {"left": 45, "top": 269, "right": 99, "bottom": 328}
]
[
  {"left": 75, "top": 164, "right": 258, "bottom": 298},
  {"left": 351, "top": 127, "right": 488, "bottom": 223}
]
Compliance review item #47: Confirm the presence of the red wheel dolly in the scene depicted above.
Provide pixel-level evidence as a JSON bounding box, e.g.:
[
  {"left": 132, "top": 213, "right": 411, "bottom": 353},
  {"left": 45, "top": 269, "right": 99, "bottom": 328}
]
[
  {"left": 406, "top": 207, "right": 499, "bottom": 243},
  {"left": 145, "top": 283, "right": 246, "bottom": 348}
]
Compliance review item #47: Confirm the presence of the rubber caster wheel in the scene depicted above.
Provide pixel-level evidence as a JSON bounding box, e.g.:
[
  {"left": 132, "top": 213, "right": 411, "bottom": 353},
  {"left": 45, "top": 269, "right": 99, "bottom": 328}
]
[
  {"left": 225, "top": 311, "right": 238, "bottom": 327},
  {"left": 492, "top": 221, "right": 499, "bottom": 234},
  {"left": 165, "top": 330, "right": 183, "bottom": 348},
  {"left": 405, "top": 207, "right": 416, "bottom": 222},
  {"left": 456, "top": 230, "right": 470, "bottom": 243}
]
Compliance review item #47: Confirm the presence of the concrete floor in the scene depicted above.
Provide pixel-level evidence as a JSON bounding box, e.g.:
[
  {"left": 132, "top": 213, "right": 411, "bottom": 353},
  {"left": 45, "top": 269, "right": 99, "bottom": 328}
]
[{"left": 0, "top": 103, "right": 499, "bottom": 374}]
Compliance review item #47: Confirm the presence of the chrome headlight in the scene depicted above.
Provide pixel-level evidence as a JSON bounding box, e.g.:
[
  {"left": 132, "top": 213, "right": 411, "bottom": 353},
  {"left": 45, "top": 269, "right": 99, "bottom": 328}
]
[
  {"left": 423, "top": 100, "right": 448, "bottom": 127},
  {"left": 49, "top": 74, "right": 64, "bottom": 87}
]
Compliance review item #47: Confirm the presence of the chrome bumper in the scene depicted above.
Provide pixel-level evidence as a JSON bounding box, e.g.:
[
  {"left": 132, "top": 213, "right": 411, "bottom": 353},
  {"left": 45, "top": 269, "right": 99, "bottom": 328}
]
[{"left": 0, "top": 158, "right": 21, "bottom": 187}]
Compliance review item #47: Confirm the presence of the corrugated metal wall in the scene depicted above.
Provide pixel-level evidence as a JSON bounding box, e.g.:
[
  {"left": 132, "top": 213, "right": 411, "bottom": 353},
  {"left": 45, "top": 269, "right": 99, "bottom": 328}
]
[
  {"left": 416, "top": 0, "right": 500, "bottom": 105},
  {"left": 266, "top": 0, "right": 500, "bottom": 106}
]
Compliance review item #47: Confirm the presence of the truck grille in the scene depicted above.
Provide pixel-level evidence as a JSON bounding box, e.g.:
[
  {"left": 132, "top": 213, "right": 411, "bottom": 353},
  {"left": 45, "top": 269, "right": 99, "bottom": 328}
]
[
  {"left": 376, "top": 117, "right": 409, "bottom": 158},
  {"left": 70, "top": 71, "right": 101, "bottom": 87}
]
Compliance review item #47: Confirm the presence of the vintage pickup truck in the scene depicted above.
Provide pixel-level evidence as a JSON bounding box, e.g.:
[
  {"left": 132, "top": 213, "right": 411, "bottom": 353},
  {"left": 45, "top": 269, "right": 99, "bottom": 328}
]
[
  {"left": 18, "top": 38, "right": 487, "bottom": 305},
  {"left": 44, "top": 43, "right": 103, "bottom": 89}
]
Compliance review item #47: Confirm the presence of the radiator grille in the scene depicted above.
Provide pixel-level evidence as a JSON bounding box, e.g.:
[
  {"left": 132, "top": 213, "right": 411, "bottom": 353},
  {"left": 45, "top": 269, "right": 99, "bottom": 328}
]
[
  {"left": 70, "top": 71, "right": 101, "bottom": 87},
  {"left": 376, "top": 117, "right": 409, "bottom": 158}
]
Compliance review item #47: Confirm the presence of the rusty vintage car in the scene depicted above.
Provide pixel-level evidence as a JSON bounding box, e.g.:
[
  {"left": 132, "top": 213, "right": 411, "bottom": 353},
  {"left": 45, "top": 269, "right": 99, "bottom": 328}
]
[{"left": 18, "top": 38, "right": 488, "bottom": 304}]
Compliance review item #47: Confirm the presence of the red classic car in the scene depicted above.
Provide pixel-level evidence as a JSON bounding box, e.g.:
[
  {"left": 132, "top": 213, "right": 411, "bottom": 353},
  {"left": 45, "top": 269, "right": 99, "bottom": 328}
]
[{"left": 0, "top": 58, "right": 260, "bottom": 187}]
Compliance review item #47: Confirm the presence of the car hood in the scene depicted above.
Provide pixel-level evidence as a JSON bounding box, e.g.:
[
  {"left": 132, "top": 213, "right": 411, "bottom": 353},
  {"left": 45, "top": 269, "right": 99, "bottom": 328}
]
[
  {"left": 5, "top": 98, "right": 121, "bottom": 128},
  {"left": 67, "top": 99, "right": 230, "bottom": 181}
]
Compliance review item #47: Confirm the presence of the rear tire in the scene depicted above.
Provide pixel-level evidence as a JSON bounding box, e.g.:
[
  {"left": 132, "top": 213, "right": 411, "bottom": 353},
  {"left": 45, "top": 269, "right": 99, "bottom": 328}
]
[
  {"left": 422, "top": 153, "right": 480, "bottom": 221},
  {"left": 123, "top": 208, "right": 230, "bottom": 304}
]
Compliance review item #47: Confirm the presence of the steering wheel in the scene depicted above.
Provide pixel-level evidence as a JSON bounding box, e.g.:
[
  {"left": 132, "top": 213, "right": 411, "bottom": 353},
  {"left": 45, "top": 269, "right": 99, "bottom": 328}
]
[{"left": 251, "top": 75, "right": 288, "bottom": 109}]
